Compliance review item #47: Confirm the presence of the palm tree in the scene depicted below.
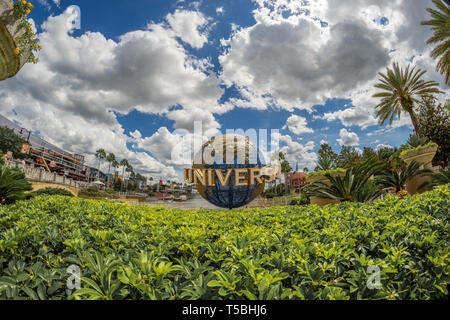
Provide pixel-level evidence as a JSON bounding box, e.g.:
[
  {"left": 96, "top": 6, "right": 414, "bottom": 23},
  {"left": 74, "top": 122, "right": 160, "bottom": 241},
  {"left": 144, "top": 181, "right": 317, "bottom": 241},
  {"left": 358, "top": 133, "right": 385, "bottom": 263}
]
[
  {"left": 95, "top": 149, "right": 106, "bottom": 181},
  {"left": 316, "top": 158, "right": 334, "bottom": 171},
  {"left": 375, "top": 161, "right": 432, "bottom": 194},
  {"left": 0, "top": 166, "right": 33, "bottom": 204},
  {"left": 125, "top": 165, "right": 134, "bottom": 192},
  {"left": 119, "top": 159, "right": 129, "bottom": 193},
  {"left": 111, "top": 160, "right": 119, "bottom": 184},
  {"left": 106, "top": 153, "right": 116, "bottom": 187},
  {"left": 304, "top": 157, "right": 385, "bottom": 203},
  {"left": 422, "top": 0, "right": 450, "bottom": 85},
  {"left": 304, "top": 167, "right": 381, "bottom": 203},
  {"left": 279, "top": 152, "right": 292, "bottom": 194},
  {"left": 373, "top": 63, "right": 443, "bottom": 137},
  {"left": 419, "top": 168, "right": 450, "bottom": 190}
]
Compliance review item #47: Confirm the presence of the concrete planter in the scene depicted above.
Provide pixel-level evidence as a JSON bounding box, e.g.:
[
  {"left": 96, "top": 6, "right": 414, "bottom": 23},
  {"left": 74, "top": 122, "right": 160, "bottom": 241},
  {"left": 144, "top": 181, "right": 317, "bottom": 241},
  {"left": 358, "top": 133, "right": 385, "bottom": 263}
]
[
  {"left": 0, "top": 0, "right": 29, "bottom": 80},
  {"left": 306, "top": 171, "right": 345, "bottom": 206},
  {"left": 401, "top": 144, "right": 438, "bottom": 195}
]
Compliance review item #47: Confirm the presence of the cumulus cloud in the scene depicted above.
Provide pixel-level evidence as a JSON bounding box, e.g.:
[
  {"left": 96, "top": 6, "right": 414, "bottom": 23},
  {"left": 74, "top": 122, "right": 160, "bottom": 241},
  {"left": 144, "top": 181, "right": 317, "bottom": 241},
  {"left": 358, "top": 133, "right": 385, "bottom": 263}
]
[
  {"left": 283, "top": 115, "right": 314, "bottom": 135},
  {"left": 274, "top": 133, "right": 318, "bottom": 170},
  {"left": 337, "top": 129, "right": 360, "bottom": 146},
  {"left": 375, "top": 144, "right": 393, "bottom": 151},
  {"left": 0, "top": 10, "right": 224, "bottom": 181},
  {"left": 316, "top": 106, "right": 378, "bottom": 129},
  {"left": 219, "top": 0, "right": 447, "bottom": 134},
  {"left": 219, "top": 4, "right": 390, "bottom": 112},
  {"left": 167, "top": 10, "right": 209, "bottom": 49}
]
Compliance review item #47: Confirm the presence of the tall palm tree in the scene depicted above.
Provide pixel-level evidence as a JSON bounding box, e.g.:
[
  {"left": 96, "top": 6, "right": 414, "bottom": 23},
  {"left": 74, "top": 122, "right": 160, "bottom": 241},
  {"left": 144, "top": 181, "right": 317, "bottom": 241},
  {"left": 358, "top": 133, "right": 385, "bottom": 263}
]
[
  {"left": 125, "top": 165, "right": 134, "bottom": 192},
  {"left": 119, "top": 159, "right": 129, "bottom": 193},
  {"left": 111, "top": 160, "right": 119, "bottom": 184},
  {"left": 106, "top": 153, "right": 116, "bottom": 187},
  {"left": 422, "top": 0, "right": 450, "bottom": 85},
  {"left": 373, "top": 63, "right": 443, "bottom": 137},
  {"left": 95, "top": 149, "right": 106, "bottom": 181}
]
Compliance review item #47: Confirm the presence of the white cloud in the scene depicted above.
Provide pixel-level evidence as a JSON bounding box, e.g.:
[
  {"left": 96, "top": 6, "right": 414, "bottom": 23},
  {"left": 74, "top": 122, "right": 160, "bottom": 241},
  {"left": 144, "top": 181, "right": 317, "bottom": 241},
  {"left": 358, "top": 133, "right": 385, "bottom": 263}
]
[
  {"left": 219, "top": 3, "right": 391, "bottom": 112},
  {"left": 0, "top": 10, "right": 224, "bottom": 181},
  {"left": 283, "top": 115, "right": 314, "bottom": 135},
  {"left": 166, "top": 10, "right": 209, "bottom": 49},
  {"left": 337, "top": 129, "right": 360, "bottom": 146},
  {"left": 375, "top": 144, "right": 393, "bottom": 151},
  {"left": 316, "top": 106, "right": 378, "bottom": 129},
  {"left": 274, "top": 133, "right": 318, "bottom": 170},
  {"left": 216, "top": 7, "right": 224, "bottom": 15}
]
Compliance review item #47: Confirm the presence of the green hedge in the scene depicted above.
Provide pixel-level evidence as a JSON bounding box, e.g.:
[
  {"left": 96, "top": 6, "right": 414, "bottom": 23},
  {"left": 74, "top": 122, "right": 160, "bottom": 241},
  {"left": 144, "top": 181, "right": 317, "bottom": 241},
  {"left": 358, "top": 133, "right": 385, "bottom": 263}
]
[
  {"left": 34, "top": 188, "right": 74, "bottom": 197},
  {"left": 0, "top": 185, "right": 449, "bottom": 300},
  {"left": 307, "top": 168, "right": 346, "bottom": 178},
  {"left": 400, "top": 142, "right": 438, "bottom": 158}
]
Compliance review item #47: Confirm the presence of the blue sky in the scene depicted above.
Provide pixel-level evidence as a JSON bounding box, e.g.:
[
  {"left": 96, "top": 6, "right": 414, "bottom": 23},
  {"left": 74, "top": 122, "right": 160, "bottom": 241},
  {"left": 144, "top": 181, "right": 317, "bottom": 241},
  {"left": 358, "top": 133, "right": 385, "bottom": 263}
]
[{"left": 0, "top": 0, "right": 447, "bottom": 181}]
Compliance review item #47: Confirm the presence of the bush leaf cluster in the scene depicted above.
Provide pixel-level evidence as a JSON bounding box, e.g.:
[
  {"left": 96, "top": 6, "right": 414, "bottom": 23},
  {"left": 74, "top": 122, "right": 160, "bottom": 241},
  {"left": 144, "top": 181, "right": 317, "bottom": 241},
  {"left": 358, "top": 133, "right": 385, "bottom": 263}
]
[{"left": 0, "top": 185, "right": 448, "bottom": 300}]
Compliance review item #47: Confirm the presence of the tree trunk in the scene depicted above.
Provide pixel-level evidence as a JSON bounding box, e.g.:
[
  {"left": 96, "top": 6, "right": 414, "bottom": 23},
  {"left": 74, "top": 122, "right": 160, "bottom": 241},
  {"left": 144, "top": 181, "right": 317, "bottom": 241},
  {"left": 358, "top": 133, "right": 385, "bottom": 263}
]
[
  {"left": 408, "top": 109, "right": 422, "bottom": 137},
  {"left": 284, "top": 173, "right": 289, "bottom": 194},
  {"left": 96, "top": 157, "right": 100, "bottom": 180}
]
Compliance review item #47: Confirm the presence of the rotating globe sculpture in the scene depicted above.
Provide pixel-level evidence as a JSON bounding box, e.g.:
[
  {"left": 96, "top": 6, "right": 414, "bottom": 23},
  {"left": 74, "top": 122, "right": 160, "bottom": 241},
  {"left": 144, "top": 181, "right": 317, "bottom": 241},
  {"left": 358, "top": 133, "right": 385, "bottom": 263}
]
[{"left": 188, "top": 134, "right": 267, "bottom": 209}]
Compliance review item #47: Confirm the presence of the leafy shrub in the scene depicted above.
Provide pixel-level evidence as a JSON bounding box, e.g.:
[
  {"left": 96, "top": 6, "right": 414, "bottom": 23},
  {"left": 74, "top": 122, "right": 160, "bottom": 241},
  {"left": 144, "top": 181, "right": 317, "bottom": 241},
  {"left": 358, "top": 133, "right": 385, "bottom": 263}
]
[
  {"left": 34, "top": 188, "right": 74, "bottom": 197},
  {"left": 0, "top": 186, "right": 448, "bottom": 300},
  {"left": 0, "top": 165, "right": 33, "bottom": 205},
  {"left": 79, "top": 187, "right": 119, "bottom": 199},
  {"left": 400, "top": 142, "right": 438, "bottom": 158},
  {"left": 305, "top": 157, "right": 385, "bottom": 203},
  {"left": 419, "top": 168, "right": 450, "bottom": 190},
  {"left": 86, "top": 186, "right": 99, "bottom": 193},
  {"left": 289, "top": 194, "right": 307, "bottom": 206},
  {"left": 376, "top": 160, "right": 433, "bottom": 193},
  {"left": 307, "top": 168, "right": 346, "bottom": 178}
]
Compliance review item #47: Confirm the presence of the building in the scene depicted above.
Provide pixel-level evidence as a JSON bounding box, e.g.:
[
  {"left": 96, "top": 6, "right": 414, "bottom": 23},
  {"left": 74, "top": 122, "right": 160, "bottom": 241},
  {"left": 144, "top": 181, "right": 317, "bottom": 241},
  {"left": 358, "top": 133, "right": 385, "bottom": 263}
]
[
  {"left": 0, "top": 114, "right": 89, "bottom": 181},
  {"left": 291, "top": 172, "right": 308, "bottom": 193}
]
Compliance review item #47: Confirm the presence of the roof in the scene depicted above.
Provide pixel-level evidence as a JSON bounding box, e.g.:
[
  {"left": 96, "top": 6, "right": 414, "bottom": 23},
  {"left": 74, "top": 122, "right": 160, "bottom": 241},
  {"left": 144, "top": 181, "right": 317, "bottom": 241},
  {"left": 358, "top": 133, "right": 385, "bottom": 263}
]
[{"left": 292, "top": 172, "right": 307, "bottom": 181}]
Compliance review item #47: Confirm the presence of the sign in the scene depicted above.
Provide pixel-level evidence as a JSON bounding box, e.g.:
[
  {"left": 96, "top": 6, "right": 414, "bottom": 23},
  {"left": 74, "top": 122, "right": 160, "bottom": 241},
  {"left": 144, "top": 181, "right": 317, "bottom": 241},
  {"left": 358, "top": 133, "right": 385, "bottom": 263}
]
[
  {"left": 21, "top": 143, "right": 31, "bottom": 154},
  {"left": 49, "top": 161, "right": 56, "bottom": 168}
]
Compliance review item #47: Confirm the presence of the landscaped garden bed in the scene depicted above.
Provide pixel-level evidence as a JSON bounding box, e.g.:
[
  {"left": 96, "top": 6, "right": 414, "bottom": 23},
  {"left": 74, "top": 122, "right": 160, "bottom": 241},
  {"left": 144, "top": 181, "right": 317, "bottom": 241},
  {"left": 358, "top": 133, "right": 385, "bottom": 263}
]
[{"left": 0, "top": 185, "right": 448, "bottom": 300}]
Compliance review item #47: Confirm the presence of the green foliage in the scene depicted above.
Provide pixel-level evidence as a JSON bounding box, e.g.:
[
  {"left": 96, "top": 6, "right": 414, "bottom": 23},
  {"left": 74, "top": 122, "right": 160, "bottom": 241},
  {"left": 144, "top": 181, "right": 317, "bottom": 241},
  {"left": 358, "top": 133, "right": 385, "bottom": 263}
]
[
  {"left": 373, "top": 63, "right": 443, "bottom": 136},
  {"left": 376, "top": 161, "right": 433, "bottom": 193},
  {"left": 405, "top": 134, "right": 430, "bottom": 149},
  {"left": 400, "top": 142, "right": 438, "bottom": 159},
  {"left": 0, "top": 151, "right": 4, "bottom": 166},
  {"left": 289, "top": 194, "right": 308, "bottom": 206},
  {"left": 79, "top": 187, "right": 119, "bottom": 200},
  {"left": 0, "top": 186, "right": 448, "bottom": 300},
  {"left": 0, "top": 165, "right": 33, "bottom": 204},
  {"left": 417, "top": 97, "right": 450, "bottom": 167},
  {"left": 307, "top": 168, "right": 346, "bottom": 178},
  {"left": 419, "top": 168, "right": 450, "bottom": 190},
  {"left": 0, "top": 127, "right": 27, "bottom": 159},
  {"left": 337, "top": 146, "right": 362, "bottom": 169},
  {"left": 34, "top": 188, "right": 74, "bottom": 197},
  {"left": 421, "top": 0, "right": 450, "bottom": 85},
  {"left": 305, "top": 157, "right": 385, "bottom": 203},
  {"left": 315, "top": 143, "right": 338, "bottom": 171}
]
